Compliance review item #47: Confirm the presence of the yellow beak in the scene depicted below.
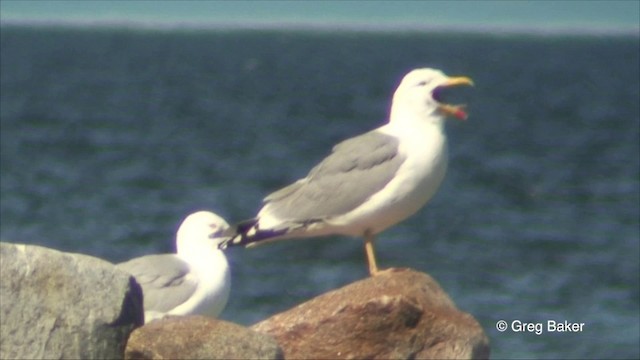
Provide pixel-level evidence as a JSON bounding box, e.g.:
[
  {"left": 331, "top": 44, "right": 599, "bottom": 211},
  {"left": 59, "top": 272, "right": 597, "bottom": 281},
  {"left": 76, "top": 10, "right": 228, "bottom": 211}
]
[
  {"left": 437, "top": 76, "right": 474, "bottom": 120},
  {"left": 443, "top": 76, "right": 474, "bottom": 88}
]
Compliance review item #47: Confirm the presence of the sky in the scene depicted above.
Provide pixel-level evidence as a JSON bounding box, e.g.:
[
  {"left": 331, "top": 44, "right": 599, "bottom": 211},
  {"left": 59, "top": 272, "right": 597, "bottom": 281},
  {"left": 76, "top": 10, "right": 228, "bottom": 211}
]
[{"left": 1, "top": 1, "right": 639, "bottom": 34}]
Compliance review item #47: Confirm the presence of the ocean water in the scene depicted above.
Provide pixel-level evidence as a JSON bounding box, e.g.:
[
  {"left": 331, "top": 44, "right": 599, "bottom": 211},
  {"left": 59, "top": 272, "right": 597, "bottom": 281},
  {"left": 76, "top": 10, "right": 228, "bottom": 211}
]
[{"left": 1, "top": 26, "right": 638, "bottom": 359}]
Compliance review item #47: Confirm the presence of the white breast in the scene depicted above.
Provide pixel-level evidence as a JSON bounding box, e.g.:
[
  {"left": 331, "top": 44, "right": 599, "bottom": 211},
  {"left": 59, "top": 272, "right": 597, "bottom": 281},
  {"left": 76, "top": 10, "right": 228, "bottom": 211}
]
[
  {"left": 328, "top": 121, "right": 448, "bottom": 236},
  {"left": 170, "top": 249, "right": 230, "bottom": 318}
]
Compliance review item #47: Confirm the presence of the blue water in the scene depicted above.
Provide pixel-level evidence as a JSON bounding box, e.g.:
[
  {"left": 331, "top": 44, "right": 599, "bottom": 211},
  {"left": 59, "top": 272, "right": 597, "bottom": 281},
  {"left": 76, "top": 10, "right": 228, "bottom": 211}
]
[{"left": 1, "top": 26, "right": 638, "bottom": 359}]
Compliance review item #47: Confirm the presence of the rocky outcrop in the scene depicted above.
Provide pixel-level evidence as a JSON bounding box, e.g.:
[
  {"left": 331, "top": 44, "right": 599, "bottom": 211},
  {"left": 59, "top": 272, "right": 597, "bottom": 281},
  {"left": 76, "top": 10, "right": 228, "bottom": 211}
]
[
  {"left": 252, "top": 268, "right": 490, "bottom": 359},
  {"left": 0, "top": 242, "right": 144, "bottom": 359},
  {"left": 125, "top": 315, "right": 283, "bottom": 359},
  {"left": 0, "top": 240, "right": 488, "bottom": 359}
]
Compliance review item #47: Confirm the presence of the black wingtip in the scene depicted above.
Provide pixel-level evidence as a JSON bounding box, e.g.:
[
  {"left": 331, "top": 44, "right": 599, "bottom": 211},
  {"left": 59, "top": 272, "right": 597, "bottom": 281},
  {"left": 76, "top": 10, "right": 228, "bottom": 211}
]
[
  {"left": 216, "top": 218, "right": 289, "bottom": 249},
  {"left": 217, "top": 237, "right": 230, "bottom": 250},
  {"left": 236, "top": 218, "right": 259, "bottom": 235}
]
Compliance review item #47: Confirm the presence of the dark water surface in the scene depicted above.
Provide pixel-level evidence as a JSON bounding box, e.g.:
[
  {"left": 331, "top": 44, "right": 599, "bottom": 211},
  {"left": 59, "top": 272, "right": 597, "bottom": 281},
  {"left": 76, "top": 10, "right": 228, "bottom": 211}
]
[{"left": 1, "top": 27, "right": 638, "bottom": 359}]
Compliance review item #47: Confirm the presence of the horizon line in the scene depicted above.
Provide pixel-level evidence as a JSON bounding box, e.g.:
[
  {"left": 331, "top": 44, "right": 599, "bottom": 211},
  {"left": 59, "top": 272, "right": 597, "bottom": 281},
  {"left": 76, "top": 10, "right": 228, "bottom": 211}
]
[{"left": 2, "top": 17, "right": 638, "bottom": 37}]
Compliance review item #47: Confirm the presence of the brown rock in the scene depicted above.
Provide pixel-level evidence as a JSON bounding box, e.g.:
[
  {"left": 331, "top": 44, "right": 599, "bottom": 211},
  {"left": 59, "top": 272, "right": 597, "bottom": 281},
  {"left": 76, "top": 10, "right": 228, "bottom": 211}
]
[
  {"left": 125, "top": 315, "right": 283, "bottom": 360},
  {"left": 252, "top": 268, "right": 489, "bottom": 359}
]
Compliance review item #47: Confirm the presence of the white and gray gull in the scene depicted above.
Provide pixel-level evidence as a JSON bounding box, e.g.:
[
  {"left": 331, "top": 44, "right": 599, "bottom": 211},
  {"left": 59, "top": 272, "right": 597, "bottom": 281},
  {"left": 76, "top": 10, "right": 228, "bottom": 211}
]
[
  {"left": 219, "top": 68, "right": 473, "bottom": 276},
  {"left": 118, "top": 211, "right": 231, "bottom": 323}
]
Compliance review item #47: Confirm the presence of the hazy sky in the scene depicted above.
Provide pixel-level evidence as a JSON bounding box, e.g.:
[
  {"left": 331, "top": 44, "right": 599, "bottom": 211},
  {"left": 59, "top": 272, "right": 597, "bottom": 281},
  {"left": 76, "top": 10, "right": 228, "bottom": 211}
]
[{"left": 1, "top": 1, "right": 639, "bottom": 33}]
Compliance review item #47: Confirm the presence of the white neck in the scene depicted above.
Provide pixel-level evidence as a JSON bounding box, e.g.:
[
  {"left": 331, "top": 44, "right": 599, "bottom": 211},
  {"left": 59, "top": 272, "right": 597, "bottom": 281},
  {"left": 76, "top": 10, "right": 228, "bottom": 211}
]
[
  {"left": 389, "top": 91, "right": 444, "bottom": 124},
  {"left": 386, "top": 104, "right": 445, "bottom": 137}
]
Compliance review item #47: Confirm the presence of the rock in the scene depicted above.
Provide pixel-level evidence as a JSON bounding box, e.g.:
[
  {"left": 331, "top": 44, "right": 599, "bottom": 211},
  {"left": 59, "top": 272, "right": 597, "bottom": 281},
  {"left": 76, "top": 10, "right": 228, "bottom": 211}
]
[
  {"left": 0, "top": 242, "right": 144, "bottom": 359},
  {"left": 125, "top": 315, "right": 283, "bottom": 360},
  {"left": 252, "top": 268, "right": 490, "bottom": 359}
]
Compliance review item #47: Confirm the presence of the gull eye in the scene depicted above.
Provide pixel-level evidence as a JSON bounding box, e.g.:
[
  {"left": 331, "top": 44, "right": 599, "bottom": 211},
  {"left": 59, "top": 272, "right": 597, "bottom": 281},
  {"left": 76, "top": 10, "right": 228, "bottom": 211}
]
[{"left": 417, "top": 80, "right": 428, "bottom": 87}]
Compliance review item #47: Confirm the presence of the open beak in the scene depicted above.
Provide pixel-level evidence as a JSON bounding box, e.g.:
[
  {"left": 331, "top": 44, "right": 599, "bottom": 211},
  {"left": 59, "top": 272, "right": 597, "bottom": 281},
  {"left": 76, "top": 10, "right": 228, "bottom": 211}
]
[{"left": 435, "top": 76, "right": 474, "bottom": 120}]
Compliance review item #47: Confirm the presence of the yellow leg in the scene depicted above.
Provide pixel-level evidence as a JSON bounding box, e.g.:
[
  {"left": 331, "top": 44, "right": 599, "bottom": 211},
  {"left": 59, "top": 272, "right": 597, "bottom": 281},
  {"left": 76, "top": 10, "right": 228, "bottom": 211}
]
[{"left": 364, "top": 230, "right": 379, "bottom": 276}]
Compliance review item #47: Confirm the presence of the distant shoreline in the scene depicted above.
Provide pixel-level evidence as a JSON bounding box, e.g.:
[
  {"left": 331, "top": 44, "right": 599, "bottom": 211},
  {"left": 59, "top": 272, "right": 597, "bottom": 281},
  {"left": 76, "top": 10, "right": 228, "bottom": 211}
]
[{"left": 1, "top": 18, "right": 638, "bottom": 38}]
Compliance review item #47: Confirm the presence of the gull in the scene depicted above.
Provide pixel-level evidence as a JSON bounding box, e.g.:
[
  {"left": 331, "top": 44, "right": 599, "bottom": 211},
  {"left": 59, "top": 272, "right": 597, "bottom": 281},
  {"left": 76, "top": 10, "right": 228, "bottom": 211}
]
[
  {"left": 219, "top": 68, "right": 473, "bottom": 276},
  {"left": 118, "top": 211, "right": 231, "bottom": 323}
]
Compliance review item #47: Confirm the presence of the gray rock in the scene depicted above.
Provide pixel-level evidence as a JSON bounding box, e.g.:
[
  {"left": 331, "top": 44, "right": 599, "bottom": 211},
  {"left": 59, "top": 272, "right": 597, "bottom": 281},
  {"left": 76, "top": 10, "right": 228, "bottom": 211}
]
[
  {"left": 0, "top": 242, "right": 144, "bottom": 359},
  {"left": 252, "top": 268, "right": 490, "bottom": 359},
  {"left": 125, "top": 315, "right": 283, "bottom": 359}
]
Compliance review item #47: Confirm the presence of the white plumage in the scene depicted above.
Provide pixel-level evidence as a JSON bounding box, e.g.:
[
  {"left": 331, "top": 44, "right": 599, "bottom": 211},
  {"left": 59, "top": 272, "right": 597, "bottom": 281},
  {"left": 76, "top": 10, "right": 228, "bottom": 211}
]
[
  {"left": 118, "top": 211, "right": 231, "bottom": 323},
  {"left": 221, "top": 68, "right": 473, "bottom": 276}
]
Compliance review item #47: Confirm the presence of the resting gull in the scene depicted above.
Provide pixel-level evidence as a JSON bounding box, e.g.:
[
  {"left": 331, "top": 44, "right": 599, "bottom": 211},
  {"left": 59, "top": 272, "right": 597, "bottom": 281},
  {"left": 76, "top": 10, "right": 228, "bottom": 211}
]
[
  {"left": 118, "top": 211, "right": 231, "bottom": 323},
  {"left": 219, "top": 68, "right": 473, "bottom": 276}
]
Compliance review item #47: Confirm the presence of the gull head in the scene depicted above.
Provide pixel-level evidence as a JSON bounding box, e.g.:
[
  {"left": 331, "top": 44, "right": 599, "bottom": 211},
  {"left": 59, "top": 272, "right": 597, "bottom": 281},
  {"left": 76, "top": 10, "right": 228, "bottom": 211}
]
[
  {"left": 176, "top": 211, "right": 230, "bottom": 256},
  {"left": 391, "top": 68, "right": 474, "bottom": 123}
]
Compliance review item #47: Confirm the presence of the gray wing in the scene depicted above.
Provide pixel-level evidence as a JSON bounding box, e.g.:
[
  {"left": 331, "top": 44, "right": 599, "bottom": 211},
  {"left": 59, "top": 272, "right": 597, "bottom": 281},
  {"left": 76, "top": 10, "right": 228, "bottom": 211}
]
[
  {"left": 263, "top": 130, "right": 405, "bottom": 221},
  {"left": 117, "top": 254, "right": 196, "bottom": 313}
]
